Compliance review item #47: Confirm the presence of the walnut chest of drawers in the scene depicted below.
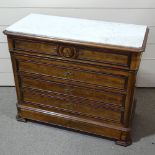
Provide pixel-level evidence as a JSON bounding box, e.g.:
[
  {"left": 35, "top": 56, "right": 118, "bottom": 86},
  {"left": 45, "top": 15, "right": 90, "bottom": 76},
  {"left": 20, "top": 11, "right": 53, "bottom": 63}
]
[{"left": 4, "top": 14, "right": 149, "bottom": 146}]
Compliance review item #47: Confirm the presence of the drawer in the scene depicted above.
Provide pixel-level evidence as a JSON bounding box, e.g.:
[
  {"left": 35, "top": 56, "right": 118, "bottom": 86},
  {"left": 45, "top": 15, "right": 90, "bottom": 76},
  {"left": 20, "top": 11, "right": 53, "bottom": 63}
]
[
  {"left": 20, "top": 74, "right": 125, "bottom": 107},
  {"left": 13, "top": 39, "right": 131, "bottom": 68},
  {"left": 22, "top": 86, "right": 122, "bottom": 124},
  {"left": 14, "top": 39, "right": 58, "bottom": 55},
  {"left": 78, "top": 48, "right": 130, "bottom": 67},
  {"left": 16, "top": 55, "right": 128, "bottom": 90}
]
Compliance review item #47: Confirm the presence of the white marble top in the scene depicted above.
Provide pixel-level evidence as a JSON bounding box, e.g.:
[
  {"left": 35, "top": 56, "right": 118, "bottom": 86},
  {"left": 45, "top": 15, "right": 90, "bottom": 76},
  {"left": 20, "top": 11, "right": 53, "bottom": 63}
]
[{"left": 6, "top": 14, "right": 148, "bottom": 49}]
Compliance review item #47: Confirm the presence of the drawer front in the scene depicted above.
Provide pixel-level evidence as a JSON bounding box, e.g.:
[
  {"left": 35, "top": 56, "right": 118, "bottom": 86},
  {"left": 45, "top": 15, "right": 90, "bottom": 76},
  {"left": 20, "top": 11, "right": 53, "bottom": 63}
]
[
  {"left": 13, "top": 39, "right": 131, "bottom": 68},
  {"left": 16, "top": 55, "right": 128, "bottom": 90},
  {"left": 20, "top": 74, "right": 125, "bottom": 106},
  {"left": 78, "top": 49, "right": 130, "bottom": 67},
  {"left": 22, "top": 86, "right": 122, "bottom": 123},
  {"left": 14, "top": 39, "right": 58, "bottom": 55}
]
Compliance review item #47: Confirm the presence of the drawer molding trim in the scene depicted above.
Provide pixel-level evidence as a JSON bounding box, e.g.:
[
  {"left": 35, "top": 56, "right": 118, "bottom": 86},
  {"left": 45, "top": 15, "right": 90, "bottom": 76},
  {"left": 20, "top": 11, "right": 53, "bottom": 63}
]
[{"left": 12, "top": 50, "right": 131, "bottom": 70}]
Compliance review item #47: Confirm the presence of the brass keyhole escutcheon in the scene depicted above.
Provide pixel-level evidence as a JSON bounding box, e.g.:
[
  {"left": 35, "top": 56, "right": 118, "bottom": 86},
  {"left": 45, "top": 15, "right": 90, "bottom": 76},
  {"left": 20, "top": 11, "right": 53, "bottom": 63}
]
[{"left": 63, "top": 71, "right": 73, "bottom": 79}]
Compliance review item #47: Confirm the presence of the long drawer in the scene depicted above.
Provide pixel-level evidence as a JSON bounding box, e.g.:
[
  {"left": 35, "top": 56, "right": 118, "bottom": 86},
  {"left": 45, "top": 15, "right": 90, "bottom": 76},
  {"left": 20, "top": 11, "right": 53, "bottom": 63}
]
[
  {"left": 20, "top": 73, "right": 125, "bottom": 107},
  {"left": 15, "top": 53, "right": 128, "bottom": 90},
  {"left": 22, "top": 86, "right": 123, "bottom": 124},
  {"left": 13, "top": 39, "right": 131, "bottom": 68}
]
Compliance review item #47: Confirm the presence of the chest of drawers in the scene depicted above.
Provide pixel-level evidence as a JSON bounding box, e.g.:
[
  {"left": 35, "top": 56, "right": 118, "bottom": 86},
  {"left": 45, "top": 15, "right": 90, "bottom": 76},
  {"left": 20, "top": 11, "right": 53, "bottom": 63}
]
[{"left": 4, "top": 14, "right": 148, "bottom": 146}]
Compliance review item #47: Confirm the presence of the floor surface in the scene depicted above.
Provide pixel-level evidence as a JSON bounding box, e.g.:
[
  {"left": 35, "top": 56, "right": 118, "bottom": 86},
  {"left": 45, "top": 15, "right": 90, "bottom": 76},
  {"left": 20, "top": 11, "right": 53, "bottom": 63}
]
[{"left": 0, "top": 87, "right": 155, "bottom": 155}]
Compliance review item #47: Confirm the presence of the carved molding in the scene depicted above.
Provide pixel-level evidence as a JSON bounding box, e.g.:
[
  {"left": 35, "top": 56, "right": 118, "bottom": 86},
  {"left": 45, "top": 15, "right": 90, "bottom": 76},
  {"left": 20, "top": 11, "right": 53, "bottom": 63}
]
[{"left": 58, "top": 46, "right": 79, "bottom": 59}]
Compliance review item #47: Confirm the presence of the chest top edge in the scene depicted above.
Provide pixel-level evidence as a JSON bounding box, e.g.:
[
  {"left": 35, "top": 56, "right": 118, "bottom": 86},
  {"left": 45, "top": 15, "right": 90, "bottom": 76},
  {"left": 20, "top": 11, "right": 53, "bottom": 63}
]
[
  {"left": 3, "top": 14, "right": 149, "bottom": 52},
  {"left": 4, "top": 29, "right": 148, "bottom": 53}
]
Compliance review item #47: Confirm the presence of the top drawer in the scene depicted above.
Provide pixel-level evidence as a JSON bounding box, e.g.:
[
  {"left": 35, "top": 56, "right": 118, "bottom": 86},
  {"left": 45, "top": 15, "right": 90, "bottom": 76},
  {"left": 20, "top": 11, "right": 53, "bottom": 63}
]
[{"left": 13, "top": 39, "right": 131, "bottom": 68}]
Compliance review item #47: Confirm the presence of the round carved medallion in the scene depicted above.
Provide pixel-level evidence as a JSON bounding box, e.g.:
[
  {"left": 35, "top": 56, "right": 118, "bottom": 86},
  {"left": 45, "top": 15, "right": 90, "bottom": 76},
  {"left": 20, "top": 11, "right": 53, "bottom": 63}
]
[{"left": 58, "top": 46, "right": 78, "bottom": 58}]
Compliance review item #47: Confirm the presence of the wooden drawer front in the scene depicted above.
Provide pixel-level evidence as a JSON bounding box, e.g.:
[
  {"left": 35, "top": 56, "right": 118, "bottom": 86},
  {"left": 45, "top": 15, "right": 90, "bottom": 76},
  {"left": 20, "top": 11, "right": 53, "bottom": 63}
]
[
  {"left": 14, "top": 39, "right": 58, "bottom": 55},
  {"left": 14, "top": 52, "right": 129, "bottom": 77},
  {"left": 78, "top": 49, "right": 130, "bottom": 67},
  {"left": 14, "top": 39, "right": 131, "bottom": 67},
  {"left": 21, "top": 75, "right": 125, "bottom": 107},
  {"left": 22, "top": 86, "right": 122, "bottom": 123},
  {"left": 17, "top": 58, "right": 127, "bottom": 90}
]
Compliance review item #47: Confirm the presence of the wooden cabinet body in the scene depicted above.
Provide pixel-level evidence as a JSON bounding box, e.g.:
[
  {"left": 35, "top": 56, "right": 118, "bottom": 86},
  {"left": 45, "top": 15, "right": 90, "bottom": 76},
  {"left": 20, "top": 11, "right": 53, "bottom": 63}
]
[{"left": 4, "top": 14, "right": 148, "bottom": 146}]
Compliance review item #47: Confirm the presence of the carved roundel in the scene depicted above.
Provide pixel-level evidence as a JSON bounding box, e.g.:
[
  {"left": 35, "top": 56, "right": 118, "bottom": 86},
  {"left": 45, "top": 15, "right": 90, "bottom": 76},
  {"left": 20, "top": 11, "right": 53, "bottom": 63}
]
[{"left": 58, "top": 46, "right": 79, "bottom": 59}]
